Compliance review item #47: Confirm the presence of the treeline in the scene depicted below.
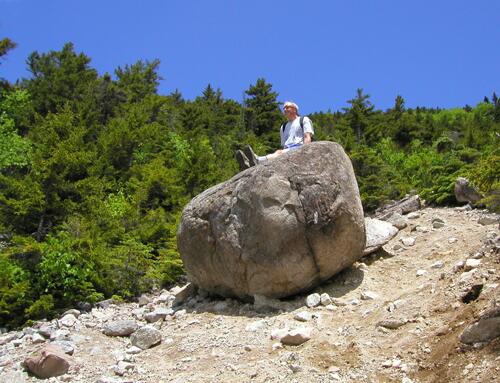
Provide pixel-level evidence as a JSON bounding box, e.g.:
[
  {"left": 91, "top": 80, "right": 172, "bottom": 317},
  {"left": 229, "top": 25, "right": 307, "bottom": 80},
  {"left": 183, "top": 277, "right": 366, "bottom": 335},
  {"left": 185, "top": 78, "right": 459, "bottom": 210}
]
[{"left": 0, "top": 41, "right": 498, "bottom": 328}]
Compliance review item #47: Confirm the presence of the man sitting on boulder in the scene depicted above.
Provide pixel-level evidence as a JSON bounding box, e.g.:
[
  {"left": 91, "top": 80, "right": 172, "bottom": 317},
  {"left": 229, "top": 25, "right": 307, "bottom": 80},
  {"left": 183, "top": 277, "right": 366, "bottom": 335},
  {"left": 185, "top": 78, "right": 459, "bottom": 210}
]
[{"left": 236, "top": 101, "right": 314, "bottom": 170}]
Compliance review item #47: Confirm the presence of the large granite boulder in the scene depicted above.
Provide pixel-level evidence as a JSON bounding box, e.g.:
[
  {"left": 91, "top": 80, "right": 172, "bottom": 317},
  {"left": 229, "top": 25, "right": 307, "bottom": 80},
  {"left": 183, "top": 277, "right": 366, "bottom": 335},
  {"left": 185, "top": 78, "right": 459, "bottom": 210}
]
[{"left": 177, "top": 141, "right": 365, "bottom": 299}]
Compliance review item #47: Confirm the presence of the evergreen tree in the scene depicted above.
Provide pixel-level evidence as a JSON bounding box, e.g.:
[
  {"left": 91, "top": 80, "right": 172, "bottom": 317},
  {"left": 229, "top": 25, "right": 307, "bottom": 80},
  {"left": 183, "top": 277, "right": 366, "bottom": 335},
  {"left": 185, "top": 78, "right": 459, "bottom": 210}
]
[
  {"left": 244, "top": 78, "right": 282, "bottom": 137},
  {"left": 344, "top": 88, "right": 374, "bottom": 143},
  {"left": 25, "top": 43, "right": 98, "bottom": 116},
  {"left": 115, "top": 59, "right": 161, "bottom": 103}
]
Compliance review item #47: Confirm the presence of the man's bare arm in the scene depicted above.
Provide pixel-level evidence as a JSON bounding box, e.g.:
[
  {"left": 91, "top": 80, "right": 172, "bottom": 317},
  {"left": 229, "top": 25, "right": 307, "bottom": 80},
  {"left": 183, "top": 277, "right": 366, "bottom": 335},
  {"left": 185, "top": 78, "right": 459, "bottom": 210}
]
[{"left": 304, "top": 132, "right": 312, "bottom": 144}]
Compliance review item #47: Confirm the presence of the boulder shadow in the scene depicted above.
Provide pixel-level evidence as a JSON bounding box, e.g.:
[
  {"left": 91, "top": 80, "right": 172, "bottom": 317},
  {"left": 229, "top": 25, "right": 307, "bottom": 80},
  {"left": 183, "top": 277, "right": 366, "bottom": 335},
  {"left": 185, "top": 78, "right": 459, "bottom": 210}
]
[{"left": 177, "top": 266, "right": 365, "bottom": 319}]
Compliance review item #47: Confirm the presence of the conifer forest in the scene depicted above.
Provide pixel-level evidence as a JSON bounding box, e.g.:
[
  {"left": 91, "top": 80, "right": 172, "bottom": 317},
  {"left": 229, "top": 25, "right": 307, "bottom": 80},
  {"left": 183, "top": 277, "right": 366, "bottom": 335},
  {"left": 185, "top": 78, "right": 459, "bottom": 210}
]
[{"left": 0, "top": 40, "right": 498, "bottom": 328}]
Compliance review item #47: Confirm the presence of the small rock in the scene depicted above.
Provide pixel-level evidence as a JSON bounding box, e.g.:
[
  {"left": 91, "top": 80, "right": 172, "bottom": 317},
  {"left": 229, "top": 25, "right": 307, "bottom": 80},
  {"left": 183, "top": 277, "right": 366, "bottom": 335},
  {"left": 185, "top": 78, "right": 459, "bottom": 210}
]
[
  {"left": 306, "top": 293, "right": 321, "bottom": 308},
  {"left": 320, "top": 293, "right": 332, "bottom": 306},
  {"left": 464, "top": 259, "right": 481, "bottom": 271},
  {"left": 37, "top": 324, "right": 55, "bottom": 339},
  {"left": 272, "top": 342, "right": 283, "bottom": 351},
  {"left": 32, "top": 333, "right": 46, "bottom": 344},
  {"left": 137, "top": 294, "right": 151, "bottom": 306},
  {"left": 113, "top": 361, "right": 135, "bottom": 376},
  {"left": 416, "top": 269, "right": 427, "bottom": 277},
  {"left": 453, "top": 260, "right": 465, "bottom": 272},
  {"left": 62, "top": 309, "right": 81, "bottom": 318},
  {"left": 435, "top": 326, "right": 450, "bottom": 336},
  {"left": 407, "top": 212, "right": 421, "bottom": 219},
  {"left": 294, "top": 311, "right": 313, "bottom": 322},
  {"left": 431, "top": 261, "right": 444, "bottom": 269},
  {"left": 51, "top": 340, "right": 75, "bottom": 355},
  {"left": 23, "top": 344, "right": 70, "bottom": 378},
  {"left": 478, "top": 215, "right": 498, "bottom": 226},
  {"left": 386, "top": 213, "right": 408, "bottom": 229},
  {"left": 245, "top": 319, "right": 266, "bottom": 332},
  {"left": 401, "top": 237, "right": 416, "bottom": 247},
  {"left": 393, "top": 244, "right": 403, "bottom": 251},
  {"left": 280, "top": 327, "right": 313, "bottom": 346},
  {"left": 103, "top": 320, "right": 138, "bottom": 337},
  {"left": 130, "top": 326, "right": 162, "bottom": 350},
  {"left": 126, "top": 346, "right": 142, "bottom": 355},
  {"left": 58, "top": 314, "right": 78, "bottom": 328},
  {"left": 448, "top": 237, "right": 458, "bottom": 244},
  {"left": 144, "top": 308, "right": 174, "bottom": 323},
  {"left": 432, "top": 221, "right": 445, "bottom": 229},
  {"left": 361, "top": 291, "right": 378, "bottom": 300},
  {"left": 172, "top": 283, "right": 198, "bottom": 306},
  {"left": 96, "top": 298, "right": 117, "bottom": 309},
  {"left": 377, "top": 319, "right": 406, "bottom": 329},
  {"left": 331, "top": 298, "right": 348, "bottom": 306},
  {"left": 350, "top": 298, "right": 360, "bottom": 306},
  {"left": 460, "top": 306, "right": 500, "bottom": 344}
]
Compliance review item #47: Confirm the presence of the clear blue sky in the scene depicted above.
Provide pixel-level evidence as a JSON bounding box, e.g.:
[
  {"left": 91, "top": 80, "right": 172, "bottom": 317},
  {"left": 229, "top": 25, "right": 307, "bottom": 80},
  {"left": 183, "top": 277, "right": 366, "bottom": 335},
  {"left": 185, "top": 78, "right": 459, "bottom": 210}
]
[{"left": 1, "top": 0, "right": 499, "bottom": 114}]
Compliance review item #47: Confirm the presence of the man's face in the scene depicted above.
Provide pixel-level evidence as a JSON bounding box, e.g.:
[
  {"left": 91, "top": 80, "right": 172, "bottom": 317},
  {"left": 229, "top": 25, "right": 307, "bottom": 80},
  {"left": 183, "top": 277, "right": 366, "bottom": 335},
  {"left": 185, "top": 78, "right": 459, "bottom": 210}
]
[{"left": 283, "top": 105, "right": 296, "bottom": 120}]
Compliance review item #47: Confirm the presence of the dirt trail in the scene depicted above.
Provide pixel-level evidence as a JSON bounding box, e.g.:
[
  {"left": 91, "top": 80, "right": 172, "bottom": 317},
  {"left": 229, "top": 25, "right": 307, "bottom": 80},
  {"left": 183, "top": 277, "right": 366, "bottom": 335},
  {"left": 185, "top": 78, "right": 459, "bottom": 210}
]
[{"left": 1, "top": 206, "right": 498, "bottom": 383}]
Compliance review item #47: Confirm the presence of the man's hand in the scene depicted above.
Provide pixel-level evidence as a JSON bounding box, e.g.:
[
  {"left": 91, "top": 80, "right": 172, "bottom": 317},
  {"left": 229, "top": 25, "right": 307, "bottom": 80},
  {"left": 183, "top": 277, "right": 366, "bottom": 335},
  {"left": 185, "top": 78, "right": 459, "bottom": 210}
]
[{"left": 304, "top": 133, "right": 312, "bottom": 144}]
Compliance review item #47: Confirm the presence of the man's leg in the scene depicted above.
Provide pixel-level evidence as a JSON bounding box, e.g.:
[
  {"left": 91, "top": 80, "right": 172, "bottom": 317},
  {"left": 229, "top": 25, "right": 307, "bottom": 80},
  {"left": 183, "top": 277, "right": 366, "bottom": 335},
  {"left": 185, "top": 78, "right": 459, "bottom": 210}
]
[{"left": 235, "top": 150, "right": 251, "bottom": 171}]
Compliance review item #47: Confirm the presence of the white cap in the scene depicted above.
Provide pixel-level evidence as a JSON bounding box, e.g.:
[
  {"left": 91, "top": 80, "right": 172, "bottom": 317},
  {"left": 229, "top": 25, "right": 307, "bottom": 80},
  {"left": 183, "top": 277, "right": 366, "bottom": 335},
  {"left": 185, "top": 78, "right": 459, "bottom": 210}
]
[{"left": 283, "top": 101, "right": 299, "bottom": 112}]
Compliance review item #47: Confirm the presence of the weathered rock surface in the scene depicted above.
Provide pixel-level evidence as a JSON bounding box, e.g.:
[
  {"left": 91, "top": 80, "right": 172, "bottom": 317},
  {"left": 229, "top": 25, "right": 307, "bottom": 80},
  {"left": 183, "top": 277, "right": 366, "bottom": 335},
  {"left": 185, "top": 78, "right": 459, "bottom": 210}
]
[
  {"left": 460, "top": 306, "right": 500, "bottom": 344},
  {"left": 102, "top": 320, "right": 138, "bottom": 337},
  {"left": 454, "top": 177, "right": 482, "bottom": 205},
  {"left": 363, "top": 217, "right": 399, "bottom": 255},
  {"left": 23, "top": 344, "right": 70, "bottom": 378},
  {"left": 177, "top": 141, "right": 365, "bottom": 299},
  {"left": 130, "top": 326, "right": 162, "bottom": 350},
  {"left": 374, "top": 195, "right": 421, "bottom": 220}
]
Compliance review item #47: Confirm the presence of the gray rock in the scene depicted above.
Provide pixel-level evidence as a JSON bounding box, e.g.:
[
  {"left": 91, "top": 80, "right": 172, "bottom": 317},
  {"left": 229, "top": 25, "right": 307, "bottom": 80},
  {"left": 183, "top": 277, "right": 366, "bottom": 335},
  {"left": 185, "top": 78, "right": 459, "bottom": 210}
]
[
  {"left": 385, "top": 212, "right": 408, "bottom": 229},
  {"left": 375, "top": 195, "right": 421, "bottom": 220},
  {"left": 172, "top": 283, "right": 198, "bottom": 306},
  {"left": 478, "top": 214, "right": 499, "bottom": 226},
  {"left": 431, "top": 261, "right": 445, "bottom": 269},
  {"left": 294, "top": 311, "right": 313, "bottom": 322},
  {"left": 114, "top": 361, "right": 135, "bottom": 376},
  {"left": 401, "top": 237, "right": 416, "bottom": 247},
  {"left": 432, "top": 220, "right": 446, "bottom": 229},
  {"left": 62, "top": 309, "right": 81, "bottom": 318},
  {"left": 137, "top": 294, "right": 151, "bottom": 307},
  {"left": 406, "top": 212, "right": 421, "bottom": 219},
  {"left": 360, "top": 291, "right": 379, "bottom": 300},
  {"left": 320, "top": 293, "right": 332, "bottom": 306},
  {"left": 32, "top": 333, "right": 46, "bottom": 344},
  {"left": 245, "top": 319, "right": 266, "bottom": 332},
  {"left": 363, "top": 218, "right": 399, "bottom": 255},
  {"left": 0, "top": 333, "right": 18, "bottom": 345},
  {"left": 103, "top": 320, "right": 138, "bottom": 337},
  {"left": 96, "top": 298, "right": 117, "bottom": 309},
  {"left": 144, "top": 308, "right": 174, "bottom": 323},
  {"left": 51, "top": 340, "right": 75, "bottom": 355},
  {"left": 460, "top": 306, "right": 500, "bottom": 344},
  {"left": 377, "top": 319, "right": 406, "bottom": 329},
  {"left": 464, "top": 259, "right": 481, "bottom": 271},
  {"left": 23, "top": 344, "right": 70, "bottom": 378},
  {"left": 401, "top": 237, "right": 415, "bottom": 246},
  {"left": 58, "top": 314, "right": 78, "bottom": 328},
  {"left": 454, "top": 177, "right": 482, "bottom": 204},
  {"left": 177, "top": 142, "right": 366, "bottom": 299},
  {"left": 130, "top": 326, "right": 162, "bottom": 350},
  {"left": 126, "top": 346, "right": 142, "bottom": 355},
  {"left": 306, "top": 293, "right": 321, "bottom": 308}
]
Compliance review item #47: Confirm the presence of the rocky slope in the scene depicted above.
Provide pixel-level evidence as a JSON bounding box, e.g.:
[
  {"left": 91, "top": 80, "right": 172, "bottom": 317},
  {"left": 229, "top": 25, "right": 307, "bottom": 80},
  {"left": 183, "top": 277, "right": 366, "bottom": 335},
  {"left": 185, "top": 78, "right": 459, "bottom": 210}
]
[{"left": 0, "top": 206, "right": 498, "bottom": 383}]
